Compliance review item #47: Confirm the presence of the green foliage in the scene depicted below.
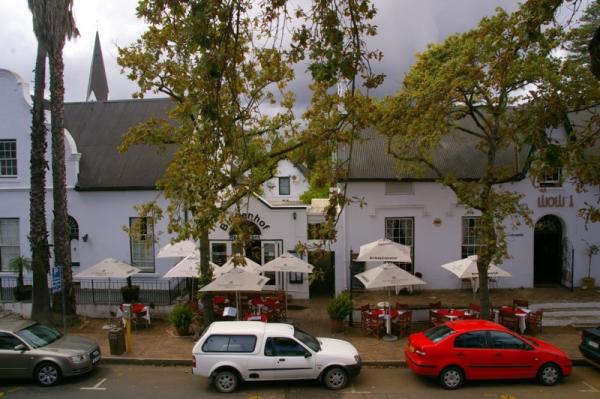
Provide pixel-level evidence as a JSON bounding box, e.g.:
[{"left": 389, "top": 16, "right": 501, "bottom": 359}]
[
  {"left": 326, "top": 291, "right": 353, "bottom": 320},
  {"left": 9, "top": 256, "right": 31, "bottom": 287},
  {"left": 168, "top": 304, "right": 195, "bottom": 334}
]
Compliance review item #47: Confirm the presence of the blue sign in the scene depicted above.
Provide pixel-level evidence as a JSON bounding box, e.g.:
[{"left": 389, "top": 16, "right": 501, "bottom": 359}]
[{"left": 51, "top": 266, "right": 63, "bottom": 294}]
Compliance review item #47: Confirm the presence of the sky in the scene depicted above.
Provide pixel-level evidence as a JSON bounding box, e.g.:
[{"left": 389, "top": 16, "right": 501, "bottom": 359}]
[{"left": 0, "top": 0, "right": 527, "bottom": 105}]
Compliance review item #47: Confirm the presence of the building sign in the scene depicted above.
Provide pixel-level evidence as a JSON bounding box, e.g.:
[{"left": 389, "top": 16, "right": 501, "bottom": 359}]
[
  {"left": 220, "top": 212, "right": 271, "bottom": 232},
  {"left": 537, "top": 194, "right": 573, "bottom": 208}
]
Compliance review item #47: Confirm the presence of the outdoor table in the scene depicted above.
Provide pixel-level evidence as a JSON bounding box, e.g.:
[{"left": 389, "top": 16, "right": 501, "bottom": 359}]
[
  {"left": 118, "top": 303, "right": 151, "bottom": 325},
  {"left": 497, "top": 306, "right": 530, "bottom": 333},
  {"left": 369, "top": 308, "right": 400, "bottom": 339},
  {"left": 434, "top": 309, "right": 466, "bottom": 322}
]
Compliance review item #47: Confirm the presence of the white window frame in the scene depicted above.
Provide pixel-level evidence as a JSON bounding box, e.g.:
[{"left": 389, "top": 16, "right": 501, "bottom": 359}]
[
  {"left": 538, "top": 167, "right": 562, "bottom": 188},
  {"left": 129, "top": 217, "right": 155, "bottom": 272},
  {"left": 0, "top": 139, "right": 17, "bottom": 177},
  {"left": 0, "top": 218, "right": 20, "bottom": 272},
  {"left": 461, "top": 216, "right": 482, "bottom": 258},
  {"left": 278, "top": 176, "right": 290, "bottom": 195},
  {"left": 384, "top": 217, "right": 414, "bottom": 272}
]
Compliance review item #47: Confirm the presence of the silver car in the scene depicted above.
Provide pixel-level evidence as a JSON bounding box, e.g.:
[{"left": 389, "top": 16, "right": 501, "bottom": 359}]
[{"left": 0, "top": 319, "right": 101, "bottom": 386}]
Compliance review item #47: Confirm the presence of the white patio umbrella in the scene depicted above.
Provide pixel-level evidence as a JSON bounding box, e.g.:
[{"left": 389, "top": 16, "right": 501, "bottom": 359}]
[
  {"left": 355, "top": 263, "right": 425, "bottom": 340},
  {"left": 157, "top": 239, "right": 197, "bottom": 258},
  {"left": 75, "top": 258, "right": 141, "bottom": 328},
  {"left": 163, "top": 253, "right": 219, "bottom": 279},
  {"left": 199, "top": 268, "right": 269, "bottom": 320},
  {"left": 261, "top": 253, "right": 314, "bottom": 319},
  {"left": 216, "top": 256, "right": 261, "bottom": 277},
  {"left": 441, "top": 255, "right": 511, "bottom": 293},
  {"left": 356, "top": 238, "right": 412, "bottom": 263}
]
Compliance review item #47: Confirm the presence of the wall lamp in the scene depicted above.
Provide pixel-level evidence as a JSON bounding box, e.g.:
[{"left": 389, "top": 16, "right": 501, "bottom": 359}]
[{"left": 82, "top": 234, "right": 89, "bottom": 242}]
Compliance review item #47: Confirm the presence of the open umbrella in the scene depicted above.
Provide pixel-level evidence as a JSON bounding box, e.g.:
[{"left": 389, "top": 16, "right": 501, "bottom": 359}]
[
  {"left": 75, "top": 258, "right": 141, "bottom": 328},
  {"left": 157, "top": 239, "right": 197, "bottom": 258},
  {"left": 199, "top": 268, "right": 269, "bottom": 319},
  {"left": 355, "top": 263, "right": 425, "bottom": 340},
  {"left": 163, "top": 253, "right": 218, "bottom": 278},
  {"left": 356, "top": 238, "right": 412, "bottom": 263},
  {"left": 261, "top": 253, "right": 314, "bottom": 319},
  {"left": 216, "top": 256, "right": 261, "bottom": 277},
  {"left": 441, "top": 255, "right": 511, "bottom": 293}
]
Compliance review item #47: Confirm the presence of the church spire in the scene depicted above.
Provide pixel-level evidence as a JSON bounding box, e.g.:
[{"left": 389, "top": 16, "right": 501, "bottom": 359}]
[{"left": 86, "top": 31, "right": 109, "bottom": 101}]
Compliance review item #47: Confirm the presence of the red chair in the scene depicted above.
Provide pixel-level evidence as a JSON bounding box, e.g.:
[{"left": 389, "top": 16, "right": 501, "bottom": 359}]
[
  {"left": 513, "top": 299, "right": 529, "bottom": 308},
  {"left": 395, "top": 303, "right": 409, "bottom": 310},
  {"left": 392, "top": 310, "right": 412, "bottom": 336},
  {"left": 499, "top": 307, "right": 518, "bottom": 331},
  {"left": 429, "top": 310, "right": 444, "bottom": 327},
  {"left": 429, "top": 301, "right": 442, "bottom": 309},
  {"left": 364, "top": 313, "right": 385, "bottom": 339},
  {"left": 360, "top": 304, "right": 370, "bottom": 331},
  {"left": 526, "top": 309, "right": 543, "bottom": 334}
]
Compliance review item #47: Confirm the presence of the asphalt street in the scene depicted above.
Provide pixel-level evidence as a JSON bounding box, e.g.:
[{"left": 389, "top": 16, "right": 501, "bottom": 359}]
[{"left": 1, "top": 364, "right": 599, "bottom": 399}]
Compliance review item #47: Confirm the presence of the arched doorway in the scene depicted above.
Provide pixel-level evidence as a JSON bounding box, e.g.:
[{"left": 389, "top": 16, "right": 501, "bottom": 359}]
[
  {"left": 534, "top": 215, "right": 563, "bottom": 286},
  {"left": 229, "top": 220, "right": 262, "bottom": 264}
]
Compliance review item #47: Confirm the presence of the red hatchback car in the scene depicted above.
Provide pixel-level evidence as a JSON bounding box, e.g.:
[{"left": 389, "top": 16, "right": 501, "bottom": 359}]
[{"left": 405, "top": 320, "right": 572, "bottom": 389}]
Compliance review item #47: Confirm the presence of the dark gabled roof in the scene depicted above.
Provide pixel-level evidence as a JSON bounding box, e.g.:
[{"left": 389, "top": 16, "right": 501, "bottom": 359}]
[
  {"left": 64, "top": 98, "right": 176, "bottom": 190},
  {"left": 339, "top": 125, "right": 530, "bottom": 181}
]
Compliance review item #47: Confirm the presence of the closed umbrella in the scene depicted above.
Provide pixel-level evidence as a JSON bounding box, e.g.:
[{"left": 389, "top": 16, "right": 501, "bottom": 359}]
[
  {"left": 157, "top": 239, "right": 197, "bottom": 258},
  {"left": 441, "top": 255, "right": 511, "bottom": 293},
  {"left": 75, "top": 258, "right": 141, "bottom": 328},
  {"left": 199, "top": 268, "right": 269, "bottom": 319},
  {"left": 356, "top": 238, "right": 411, "bottom": 263},
  {"left": 261, "top": 253, "right": 314, "bottom": 319}
]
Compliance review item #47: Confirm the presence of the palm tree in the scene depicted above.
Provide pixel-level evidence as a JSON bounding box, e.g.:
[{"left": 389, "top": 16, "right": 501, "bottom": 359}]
[
  {"left": 28, "top": 0, "right": 79, "bottom": 320},
  {"left": 47, "top": 0, "right": 79, "bottom": 319},
  {"left": 27, "top": 0, "right": 52, "bottom": 323}
]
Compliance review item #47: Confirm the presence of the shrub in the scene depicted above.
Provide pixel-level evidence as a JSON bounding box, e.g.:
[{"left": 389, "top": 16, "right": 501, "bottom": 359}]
[
  {"left": 169, "top": 304, "right": 195, "bottom": 335},
  {"left": 121, "top": 285, "right": 140, "bottom": 303},
  {"left": 327, "top": 292, "right": 353, "bottom": 321}
]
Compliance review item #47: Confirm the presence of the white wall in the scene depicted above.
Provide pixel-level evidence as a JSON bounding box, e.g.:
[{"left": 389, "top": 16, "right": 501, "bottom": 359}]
[
  {"left": 261, "top": 160, "right": 309, "bottom": 202},
  {"left": 336, "top": 179, "right": 600, "bottom": 292}
]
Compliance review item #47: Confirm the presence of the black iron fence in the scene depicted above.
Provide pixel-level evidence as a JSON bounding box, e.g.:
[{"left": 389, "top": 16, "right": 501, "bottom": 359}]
[{"left": 0, "top": 276, "right": 188, "bottom": 306}]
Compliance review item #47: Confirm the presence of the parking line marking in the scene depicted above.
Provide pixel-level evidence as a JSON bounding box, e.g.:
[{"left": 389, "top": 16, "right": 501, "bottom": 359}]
[
  {"left": 578, "top": 381, "right": 600, "bottom": 393},
  {"left": 81, "top": 378, "right": 107, "bottom": 391}
]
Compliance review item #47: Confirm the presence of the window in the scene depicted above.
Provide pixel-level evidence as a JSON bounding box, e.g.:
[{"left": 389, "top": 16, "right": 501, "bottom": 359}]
[
  {"left": 539, "top": 167, "right": 562, "bottom": 188},
  {"left": 0, "top": 333, "right": 23, "bottom": 350},
  {"left": 287, "top": 251, "right": 304, "bottom": 284},
  {"left": 278, "top": 177, "right": 290, "bottom": 195},
  {"left": 0, "top": 140, "right": 17, "bottom": 177},
  {"left": 68, "top": 216, "right": 80, "bottom": 267},
  {"left": 211, "top": 242, "right": 227, "bottom": 266},
  {"left": 454, "top": 331, "right": 489, "bottom": 348},
  {"left": 202, "top": 335, "right": 257, "bottom": 353},
  {"left": 462, "top": 217, "right": 482, "bottom": 258},
  {"left": 385, "top": 182, "right": 414, "bottom": 195},
  {"left": 489, "top": 331, "right": 529, "bottom": 350},
  {"left": 424, "top": 325, "right": 455, "bottom": 343},
  {"left": 129, "top": 217, "right": 154, "bottom": 272},
  {"left": 385, "top": 217, "right": 414, "bottom": 272},
  {"left": 264, "top": 337, "right": 307, "bottom": 357},
  {"left": 0, "top": 218, "right": 20, "bottom": 272}
]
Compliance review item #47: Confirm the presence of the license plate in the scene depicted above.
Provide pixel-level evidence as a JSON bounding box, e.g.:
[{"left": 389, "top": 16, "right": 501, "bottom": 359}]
[
  {"left": 91, "top": 350, "right": 101, "bottom": 364},
  {"left": 589, "top": 339, "right": 599, "bottom": 349}
]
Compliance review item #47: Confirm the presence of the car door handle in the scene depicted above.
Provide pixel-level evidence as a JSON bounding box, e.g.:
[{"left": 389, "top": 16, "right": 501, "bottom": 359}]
[{"left": 278, "top": 358, "right": 285, "bottom": 362}]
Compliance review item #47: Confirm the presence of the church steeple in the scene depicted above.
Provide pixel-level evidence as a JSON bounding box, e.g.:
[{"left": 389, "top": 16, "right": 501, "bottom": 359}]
[{"left": 86, "top": 31, "right": 109, "bottom": 101}]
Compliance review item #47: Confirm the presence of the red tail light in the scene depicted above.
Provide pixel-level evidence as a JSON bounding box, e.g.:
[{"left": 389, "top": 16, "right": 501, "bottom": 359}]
[{"left": 192, "top": 355, "right": 196, "bottom": 368}]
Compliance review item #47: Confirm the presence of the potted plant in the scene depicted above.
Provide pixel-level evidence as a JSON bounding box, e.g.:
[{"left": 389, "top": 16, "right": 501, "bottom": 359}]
[
  {"left": 169, "top": 303, "right": 195, "bottom": 336},
  {"left": 582, "top": 240, "right": 599, "bottom": 290},
  {"left": 9, "top": 256, "right": 32, "bottom": 301},
  {"left": 327, "top": 292, "right": 353, "bottom": 333},
  {"left": 121, "top": 276, "right": 140, "bottom": 303}
]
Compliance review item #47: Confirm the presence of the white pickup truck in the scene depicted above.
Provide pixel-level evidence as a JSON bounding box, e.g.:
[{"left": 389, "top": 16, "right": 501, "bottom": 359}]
[{"left": 192, "top": 321, "right": 362, "bottom": 393}]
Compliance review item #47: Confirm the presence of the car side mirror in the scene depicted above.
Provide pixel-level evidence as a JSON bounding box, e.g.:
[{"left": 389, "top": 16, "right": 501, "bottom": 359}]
[
  {"left": 304, "top": 351, "right": 312, "bottom": 358},
  {"left": 14, "top": 344, "right": 27, "bottom": 352}
]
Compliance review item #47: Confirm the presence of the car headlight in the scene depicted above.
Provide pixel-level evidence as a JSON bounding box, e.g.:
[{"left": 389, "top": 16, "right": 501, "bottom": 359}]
[{"left": 71, "top": 354, "right": 89, "bottom": 363}]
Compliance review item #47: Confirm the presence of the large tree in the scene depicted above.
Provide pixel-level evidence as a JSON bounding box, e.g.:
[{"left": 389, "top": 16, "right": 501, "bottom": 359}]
[
  {"left": 44, "top": 0, "right": 79, "bottom": 320},
  {"left": 378, "top": 0, "right": 600, "bottom": 318},
  {"left": 27, "top": 0, "right": 52, "bottom": 323},
  {"left": 118, "top": 0, "right": 381, "bottom": 325}
]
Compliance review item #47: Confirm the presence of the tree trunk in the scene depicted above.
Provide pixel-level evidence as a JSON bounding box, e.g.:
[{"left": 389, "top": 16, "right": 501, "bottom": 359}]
[
  {"left": 199, "top": 228, "right": 215, "bottom": 328},
  {"left": 30, "top": 43, "right": 52, "bottom": 323},
  {"left": 49, "top": 47, "right": 76, "bottom": 319}
]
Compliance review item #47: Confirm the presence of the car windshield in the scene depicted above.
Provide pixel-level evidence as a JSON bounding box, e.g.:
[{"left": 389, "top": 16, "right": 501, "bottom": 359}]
[
  {"left": 16, "top": 323, "right": 62, "bottom": 348},
  {"left": 294, "top": 327, "right": 321, "bottom": 352},
  {"left": 424, "top": 325, "right": 455, "bottom": 343}
]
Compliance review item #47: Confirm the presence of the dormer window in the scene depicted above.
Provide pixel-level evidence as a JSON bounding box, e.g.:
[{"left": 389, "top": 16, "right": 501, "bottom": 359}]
[
  {"left": 278, "top": 176, "right": 290, "bottom": 195},
  {"left": 539, "top": 167, "right": 562, "bottom": 188},
  {"left": 0, "top": 140, "right": 17, "bottom": 177}
]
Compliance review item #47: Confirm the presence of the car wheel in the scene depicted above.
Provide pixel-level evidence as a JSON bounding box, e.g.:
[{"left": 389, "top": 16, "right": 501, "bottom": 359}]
[
  {"left": 538, "top": 363, "right": 561, "bottom": 386},
  {"left": 323, "top": 367, "right": 348, "bottom": 390},
  {"left": 35, "top": 362, "right": 61, "bottom": 386},
  {"left": 213, "top": 369, "right": 239, "bottom": 393},
  {"left": 439, "top": 366, "right": 463, "bottom": 390}
]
